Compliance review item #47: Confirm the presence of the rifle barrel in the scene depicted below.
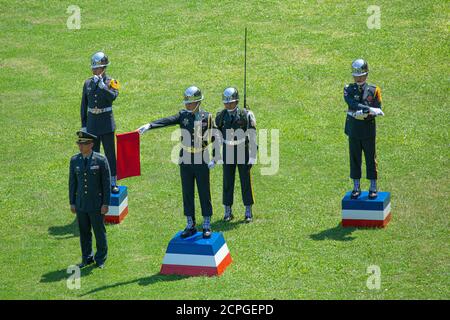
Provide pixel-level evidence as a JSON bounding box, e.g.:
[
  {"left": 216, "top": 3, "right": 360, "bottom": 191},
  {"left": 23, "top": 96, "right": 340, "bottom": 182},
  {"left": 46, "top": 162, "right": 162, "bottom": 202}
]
[{"left": 244, "top": 27, "right": 247, "bottom": 109}]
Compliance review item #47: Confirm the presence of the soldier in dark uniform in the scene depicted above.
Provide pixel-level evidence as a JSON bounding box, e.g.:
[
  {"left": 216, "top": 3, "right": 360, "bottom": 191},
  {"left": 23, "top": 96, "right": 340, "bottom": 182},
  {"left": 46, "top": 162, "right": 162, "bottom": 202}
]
[
  {"left": 80, "top": 51, "right": 120, "bottom": 194},
  {"left": 69, "top": 131, "right": 111, "bottom": 269},
  {"left": 215, "top": 87, "right": 257, "bottom": 223},
  {"left": 344, "top": 59, "right": 384, "bottom": 199},
  {"left": 137, "top": 86, "right": 215, "bottom": 239}
]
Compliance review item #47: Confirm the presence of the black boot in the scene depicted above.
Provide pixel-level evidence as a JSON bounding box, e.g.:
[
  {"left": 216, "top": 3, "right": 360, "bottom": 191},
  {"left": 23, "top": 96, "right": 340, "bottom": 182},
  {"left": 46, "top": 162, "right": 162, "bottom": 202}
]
[
  {"left": 202, "top": 228, "right": 212, "bottom": 239},
  {"left": 181, "top": 217, "right": 196, "bottom": 239},
  {"left": 181, "top": 226, "right": 197, "bottom": 238},
  {"left": 351, "top": 188, "right": 361, "bottom": 199},
  {"left": 77, "top": 258, "right": 94, "bottom": 269},
  {"left": 111, "top": 185, "right": 120, "bottom": 194},
  {"left": 368, "top": 190, "right": 378, "bottom": 199}
]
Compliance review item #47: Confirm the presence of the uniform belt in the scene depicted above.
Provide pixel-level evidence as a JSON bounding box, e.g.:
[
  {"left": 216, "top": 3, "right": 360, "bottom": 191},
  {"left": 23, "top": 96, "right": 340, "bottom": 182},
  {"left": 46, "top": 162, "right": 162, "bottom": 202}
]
[
  {"left": 88, "top": 107, "right": 112, "bottom": 114},
  {"left": 181, "top": 145, "right": 207, "bottom": 153},
  {"left": 224, "top": 138, "right": 246, "bottom": 146}
]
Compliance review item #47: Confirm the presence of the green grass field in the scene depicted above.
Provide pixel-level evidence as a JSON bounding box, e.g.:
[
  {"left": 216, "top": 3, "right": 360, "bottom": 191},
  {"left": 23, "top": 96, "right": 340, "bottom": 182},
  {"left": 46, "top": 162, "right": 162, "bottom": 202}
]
[{"left": 0, "top": 0, "right": 448, "bottom": 299}]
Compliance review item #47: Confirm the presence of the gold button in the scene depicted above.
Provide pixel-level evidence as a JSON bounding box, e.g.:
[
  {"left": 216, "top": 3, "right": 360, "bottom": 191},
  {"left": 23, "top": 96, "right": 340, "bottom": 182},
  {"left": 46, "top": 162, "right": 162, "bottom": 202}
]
[{"left": 84, "top": 191, "right": 87, "bottom": 194}]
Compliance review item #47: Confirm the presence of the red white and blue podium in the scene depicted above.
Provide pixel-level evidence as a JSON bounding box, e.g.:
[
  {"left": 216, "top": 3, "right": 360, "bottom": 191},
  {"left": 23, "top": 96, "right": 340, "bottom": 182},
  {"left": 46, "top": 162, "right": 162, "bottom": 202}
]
[
  {"left": 105, "top": 186, "right": 128, "bottom": 224},
  {"left": 342, "top": 191, "right": 391, "bottom": 228},
  {"left": 160, "top": 231, "right": 232, "bottom": 277}
]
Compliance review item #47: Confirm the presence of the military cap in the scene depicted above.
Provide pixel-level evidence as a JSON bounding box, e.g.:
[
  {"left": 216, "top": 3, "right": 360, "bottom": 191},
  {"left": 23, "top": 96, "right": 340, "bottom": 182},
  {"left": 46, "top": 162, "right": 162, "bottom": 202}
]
[{"left": 76, "top": 130, "right": 97, "bottom": 144}]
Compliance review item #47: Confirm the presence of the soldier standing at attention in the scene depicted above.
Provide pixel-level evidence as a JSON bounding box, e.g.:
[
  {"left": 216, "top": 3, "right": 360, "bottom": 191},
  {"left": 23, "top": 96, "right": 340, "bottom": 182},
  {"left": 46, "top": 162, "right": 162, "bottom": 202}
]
[
  {"left": 137, "top": 86, "right": 215, "bottom": 239},
  {"left": 69, "top": 131, "right": 111, "bottom": 269},
  {"left": 215, "top": 87, "right": 256, "bottom": 223},
  {"left": 344, "top": 59, "right": 384, "bottom": 199},
  {"left": 80, "top": 51, "right": 120, "bottom": 194}
]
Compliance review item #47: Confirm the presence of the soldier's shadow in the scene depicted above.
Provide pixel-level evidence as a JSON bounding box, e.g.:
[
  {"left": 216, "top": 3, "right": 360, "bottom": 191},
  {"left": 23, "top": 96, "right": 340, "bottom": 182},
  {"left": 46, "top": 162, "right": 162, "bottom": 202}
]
[
  {"left": 48, "top": 218, "right": 79, "bottom": 240},
  {"left": 211, "top": 219, "right": 244, "bottom": 232},
  {"left": 309, "top": 224, "right": 357, "bottom": 242},
  {"left": 80, "top": 273, "right": 188, "bottom": 297},
  {"left": 40, "top": 265, "right": 95, "bottom": 283}
]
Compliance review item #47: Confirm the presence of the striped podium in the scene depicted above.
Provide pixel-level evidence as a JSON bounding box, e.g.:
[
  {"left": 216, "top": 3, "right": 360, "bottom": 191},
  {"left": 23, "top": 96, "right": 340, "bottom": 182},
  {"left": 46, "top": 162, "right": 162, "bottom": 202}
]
[
  {"left": 160, "top": 231, "right": 232, "bottom": 277},
  {"left": 105, "top": 186, "right": 128, "bottom": 224},
  {"left": 342, "top": 191, "right": 391, "bottom": 228}
]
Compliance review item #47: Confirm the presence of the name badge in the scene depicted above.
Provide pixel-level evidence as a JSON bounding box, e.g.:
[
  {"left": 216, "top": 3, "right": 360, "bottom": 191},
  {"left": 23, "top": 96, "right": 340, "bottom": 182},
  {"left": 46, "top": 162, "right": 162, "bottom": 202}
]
[{"left": 90, "top": 165, "right": 99, "bottom": 170}]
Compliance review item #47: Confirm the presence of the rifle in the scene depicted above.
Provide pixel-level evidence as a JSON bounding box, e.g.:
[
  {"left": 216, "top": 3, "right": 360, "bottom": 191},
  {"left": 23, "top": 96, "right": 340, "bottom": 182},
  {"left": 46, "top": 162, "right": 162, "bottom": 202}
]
[{"left": 243, "top": 27, "right": 248, "bottom": 110}]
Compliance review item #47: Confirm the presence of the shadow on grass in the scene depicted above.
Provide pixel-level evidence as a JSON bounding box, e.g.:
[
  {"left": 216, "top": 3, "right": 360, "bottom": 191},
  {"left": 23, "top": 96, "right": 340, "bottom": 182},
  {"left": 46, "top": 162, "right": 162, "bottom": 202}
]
[
  {"left": 80, "top": 273, "right": 188, "bottom": 297},
  {"left": 48, "top": 218, "right": 79, "bottom": 240},
  {"left": 310, "top": 224, "right": 357, "bottom": 241},
  {"left": 211, "top": 219, "right": 245, "bottom": 232},
  {"left": 40, "top": 265, "right": 95, "bottom": 283}
]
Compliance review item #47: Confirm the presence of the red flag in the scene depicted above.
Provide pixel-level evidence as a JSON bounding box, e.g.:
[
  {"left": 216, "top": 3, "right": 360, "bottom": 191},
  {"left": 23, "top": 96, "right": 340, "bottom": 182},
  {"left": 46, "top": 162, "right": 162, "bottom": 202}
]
[{"left": 116, "top": 131, "right": 141, "bottom": 180}]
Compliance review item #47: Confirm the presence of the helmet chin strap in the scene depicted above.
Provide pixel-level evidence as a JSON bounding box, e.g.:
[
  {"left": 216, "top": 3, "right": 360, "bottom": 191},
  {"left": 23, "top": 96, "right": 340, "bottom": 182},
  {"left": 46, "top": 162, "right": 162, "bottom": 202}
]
[
  {"left": 227, "top": 105, "right": 238, "bottom": 112},
  {"left": 186, "top": 101, "right": 200, "bottom": 113}
]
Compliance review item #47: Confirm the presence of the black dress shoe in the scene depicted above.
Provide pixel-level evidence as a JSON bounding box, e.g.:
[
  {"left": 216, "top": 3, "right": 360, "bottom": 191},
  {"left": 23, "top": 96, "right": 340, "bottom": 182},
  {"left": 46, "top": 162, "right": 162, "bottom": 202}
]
[
  {"left": 181, "top": 227, "right": 197, "bottom": 238},
  {"left": 96, "top": 263, "right": 105, "bottom": 269},
  {"left": 111, "top": 186, "right": 120, "bottom": 194},
  {"left": 244, "top": 216, "right": 253, "bottom": 223},
  {"left": 77, "top": 259, "right": 94, "bottom": 269},
  {"left": 351, "top": 188, "right": 361, "bottom": 199},
  {"left": 202, "top": 228, "right": 212, "bottom": 239},
  {"left": 368, "top": 190, "right": 378, "bottom": 199},
  {"left": 223, "top": 214, "right": 234, "bottom": 222}
]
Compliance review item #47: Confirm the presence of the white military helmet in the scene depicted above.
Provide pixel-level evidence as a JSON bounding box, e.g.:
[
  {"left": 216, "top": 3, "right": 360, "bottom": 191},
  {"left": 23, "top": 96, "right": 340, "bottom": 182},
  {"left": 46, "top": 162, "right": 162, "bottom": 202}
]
[
  {"left": 91, "top": 51, "right": 110, "bottom": 69},
  {"left": 351, "top": 59, "right": 369, "bottom": 76},
  {"left": 222, "top": 87, "right": 239, "bottom": 103},
  {"left": 183, "top": 86, "right": 204, "bottom": 104}
]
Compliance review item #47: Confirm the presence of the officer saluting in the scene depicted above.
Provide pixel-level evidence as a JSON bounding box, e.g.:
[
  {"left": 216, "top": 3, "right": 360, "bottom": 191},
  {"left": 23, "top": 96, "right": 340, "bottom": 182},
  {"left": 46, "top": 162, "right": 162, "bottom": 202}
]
[
  {"left": 137, "top": 86, "right": 215, "bottom": 239},
  {"left": 215, "top": 87, "right": 256, "bottom": 222},
  {"left": 69, "top": 131, "right": 111, "bottom": 269},
  {"left": 80, "top": 51, "right": 120, "bottom": 194},
  {"left": 344, "top": 59, "right": 384, "bottom": 199}
]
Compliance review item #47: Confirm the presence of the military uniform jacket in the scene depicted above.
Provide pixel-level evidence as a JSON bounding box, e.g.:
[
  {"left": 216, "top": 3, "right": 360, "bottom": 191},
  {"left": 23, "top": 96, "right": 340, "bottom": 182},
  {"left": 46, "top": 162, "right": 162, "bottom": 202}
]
[
  {"left": 69, "top": 152, "right": 111, "bottom": 213},
  {"left": 344, "top": 83, "right": 382, "bottom": 139},
  {"left": 148, "top": 109, "right": 214, "bottom": 158},
  {"left": 81, "top": 74, "right": 119, "bottom": 136},
  {"left": 215, "top": 107, "right": 257, "bottom": 159}
]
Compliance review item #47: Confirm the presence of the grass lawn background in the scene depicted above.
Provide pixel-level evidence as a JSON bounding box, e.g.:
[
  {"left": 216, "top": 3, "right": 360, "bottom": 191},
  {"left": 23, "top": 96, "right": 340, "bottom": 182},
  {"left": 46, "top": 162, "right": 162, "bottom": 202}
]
[{"left": 0, "top": 0, "right": 448, "bottom": 299}]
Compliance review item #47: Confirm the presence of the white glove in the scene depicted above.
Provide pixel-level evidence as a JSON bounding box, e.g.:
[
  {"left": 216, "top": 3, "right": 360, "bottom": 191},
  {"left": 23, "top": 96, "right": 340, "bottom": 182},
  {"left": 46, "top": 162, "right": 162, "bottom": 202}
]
[
  {"left": 248, "top": 157, "right": 256, "bottom": 166},
  {"left": 80, "top": 127, "right": 87, "bottom": 132},
  {"left": 98, "top": 78, "right": 106, "bottom": 89},
  {"left": 369, "top": 107, "right": 384, "bottom": 116},
  {"left": 92, "top": 75, "right": 100, "bottom": 83},
  {"left": 138, "top": 123, "right": 151, "bottom": 135},
  {"left": 208, "top": 160, "right": 215, "bottom": 170},
  {"left": 354, "top": 110, "right": 367, "bottom": 120}
]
